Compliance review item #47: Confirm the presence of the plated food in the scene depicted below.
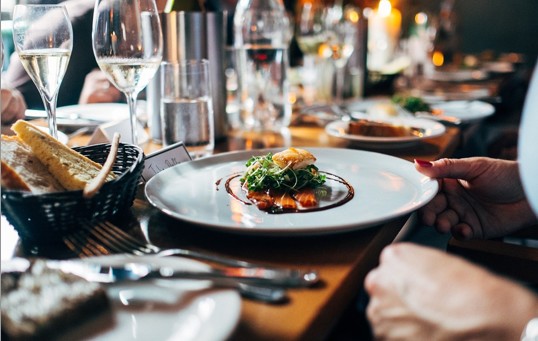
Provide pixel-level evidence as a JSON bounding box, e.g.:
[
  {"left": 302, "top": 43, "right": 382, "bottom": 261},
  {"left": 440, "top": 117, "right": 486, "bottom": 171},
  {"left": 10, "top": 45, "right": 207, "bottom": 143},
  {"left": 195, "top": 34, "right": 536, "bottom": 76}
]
[
  {"left": 145, "top": 148, "right": 439, "bottom": 235},
  {"left": 1, "top": 256, "right": 242, "bottom": 341},
  {"left": 325, "top": 116, "right": 445, "bottom": 149},
  {"left": 348, "top": 119, "right": 424, "bottom": 138},
  {"left": 1, "top": 259, "right": 111, "bottom": 340},
  {"left": 235, "top": 148, "right": 352, "bottom": 213}
]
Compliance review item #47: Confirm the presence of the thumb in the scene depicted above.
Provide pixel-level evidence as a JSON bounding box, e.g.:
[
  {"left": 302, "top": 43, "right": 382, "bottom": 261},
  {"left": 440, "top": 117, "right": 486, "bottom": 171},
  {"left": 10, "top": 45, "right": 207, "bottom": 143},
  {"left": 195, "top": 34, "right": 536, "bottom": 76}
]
[{"left": 414, "top": 157, "right": 486, "bottom": 181}]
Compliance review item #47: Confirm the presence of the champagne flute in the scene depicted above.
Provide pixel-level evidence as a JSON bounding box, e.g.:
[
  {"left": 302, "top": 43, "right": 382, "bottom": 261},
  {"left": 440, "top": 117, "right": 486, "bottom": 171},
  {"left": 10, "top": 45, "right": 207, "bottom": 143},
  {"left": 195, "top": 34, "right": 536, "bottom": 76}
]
[
  {"left": 295, "top": 2, "right": 326, "bottom": 70},
  {"left": 12, "top": 4, "right": 72, "bottom": 139},
  {"left": 320, "top": 3, "right": 359, "bottom": 105},
  {"left": 92, "top": 0, "right": 162, "bottom": 144}
]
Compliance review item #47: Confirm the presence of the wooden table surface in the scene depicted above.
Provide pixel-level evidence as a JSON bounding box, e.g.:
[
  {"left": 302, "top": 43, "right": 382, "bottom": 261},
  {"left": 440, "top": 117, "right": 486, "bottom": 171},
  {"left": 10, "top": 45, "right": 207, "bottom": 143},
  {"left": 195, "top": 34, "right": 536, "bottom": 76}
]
[{"left": 2, "top": 122, "right": 460, "bottom": 340}]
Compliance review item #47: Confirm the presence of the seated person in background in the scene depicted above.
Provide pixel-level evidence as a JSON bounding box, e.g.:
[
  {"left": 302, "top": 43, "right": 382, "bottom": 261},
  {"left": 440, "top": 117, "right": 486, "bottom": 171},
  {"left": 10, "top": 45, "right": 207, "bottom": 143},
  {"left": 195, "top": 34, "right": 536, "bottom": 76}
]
[
  {"left": 1, "top": 87, "right": 26, "bottom": 125},
  {"left": 3, "top": 0, "right": 121, "bottom": 109},
  {"left": 78, "top": 68, "right": 122, "bottom": 105},
  {"left": 365, "top": 68, "right": 538, "bottom": 340}
]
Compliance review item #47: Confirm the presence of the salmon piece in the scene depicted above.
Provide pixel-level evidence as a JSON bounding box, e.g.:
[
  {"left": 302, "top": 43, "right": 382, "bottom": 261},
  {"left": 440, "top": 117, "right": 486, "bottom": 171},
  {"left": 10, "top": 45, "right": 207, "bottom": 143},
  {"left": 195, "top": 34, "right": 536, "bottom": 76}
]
[
  {"left": 247, "top": 191, "right": 274, "bottom": 210},
  {"left": 273, "top": 191, "right": 297, "bottom": 210},
  {"left": 294, "top": 187, "right": 318, "bottom": 207}
]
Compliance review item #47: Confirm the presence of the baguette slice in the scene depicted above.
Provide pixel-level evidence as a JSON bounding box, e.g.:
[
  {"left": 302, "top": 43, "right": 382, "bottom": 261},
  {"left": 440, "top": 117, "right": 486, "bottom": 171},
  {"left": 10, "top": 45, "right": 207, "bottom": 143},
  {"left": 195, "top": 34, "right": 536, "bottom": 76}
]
[
  {"left": 11, "top": 120, "right": 115, "bottom": 191},
  {"left": 1, "top": 135, "right": 64, "bottom": 193}
]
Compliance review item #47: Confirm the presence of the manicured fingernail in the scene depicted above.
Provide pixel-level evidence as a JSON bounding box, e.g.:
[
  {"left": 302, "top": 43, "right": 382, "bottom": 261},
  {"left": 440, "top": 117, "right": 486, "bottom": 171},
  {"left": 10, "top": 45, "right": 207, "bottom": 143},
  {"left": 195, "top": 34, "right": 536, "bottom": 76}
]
[{"left": 414, "top": 159, "right": 432, "bottom": 167}]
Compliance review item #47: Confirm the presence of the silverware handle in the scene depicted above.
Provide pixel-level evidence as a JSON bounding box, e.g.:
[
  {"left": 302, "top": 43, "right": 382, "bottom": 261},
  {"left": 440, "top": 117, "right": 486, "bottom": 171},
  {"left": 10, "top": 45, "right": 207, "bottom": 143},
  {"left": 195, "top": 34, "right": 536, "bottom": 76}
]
[{"left": 152, "top": 267, "right": 319, "bottom": 288}]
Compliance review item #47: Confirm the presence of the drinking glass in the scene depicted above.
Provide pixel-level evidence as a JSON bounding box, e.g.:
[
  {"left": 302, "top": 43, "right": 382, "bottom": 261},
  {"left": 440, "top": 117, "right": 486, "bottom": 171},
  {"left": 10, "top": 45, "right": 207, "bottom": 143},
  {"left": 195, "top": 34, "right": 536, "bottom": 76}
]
[
  {"left": 12, "top": 4, "right": 72, "bottom": 139},
  {"left": 320, "top": 4, "right": 359, "bottom": 104},
  {"left": 92, "top": 0, "right": 162, "bottom": 144},
  {"left": 160, "top": 60, "right": 215, "bottom": 159},
  {"left": 296, "top": 3, "right": 326, "bottom": 71}
]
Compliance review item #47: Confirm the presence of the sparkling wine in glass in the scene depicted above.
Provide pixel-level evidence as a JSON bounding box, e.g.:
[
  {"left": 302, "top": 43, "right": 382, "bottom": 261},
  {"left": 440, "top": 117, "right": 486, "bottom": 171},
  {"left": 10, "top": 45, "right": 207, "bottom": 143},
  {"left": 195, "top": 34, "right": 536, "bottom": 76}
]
[
  {"left": 12, "top": 4, "right": 72, "bottom": 139},
  {"left": 92, "top": 0, "right": 163, "bottom": 144},
  {"left": 320, "top": 4, "right": 359, "bottom": 105},
  {"left": 296, "top": 3, "right": 326, "bottom": 67}
]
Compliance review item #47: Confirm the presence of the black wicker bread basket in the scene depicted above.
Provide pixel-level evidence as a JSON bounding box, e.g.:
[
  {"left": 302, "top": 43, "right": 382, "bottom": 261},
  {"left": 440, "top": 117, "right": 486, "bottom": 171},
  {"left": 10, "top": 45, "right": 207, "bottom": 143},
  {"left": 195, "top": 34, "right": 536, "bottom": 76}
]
[{"left": 1, "top": 142, "right": 144, "bottom": 243}]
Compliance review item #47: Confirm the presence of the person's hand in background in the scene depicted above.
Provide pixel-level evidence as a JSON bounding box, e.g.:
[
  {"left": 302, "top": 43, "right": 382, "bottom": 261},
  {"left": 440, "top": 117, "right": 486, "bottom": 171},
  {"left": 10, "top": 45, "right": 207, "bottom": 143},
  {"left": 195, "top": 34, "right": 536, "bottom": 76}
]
[
  {"left": 1, "top": 87, "right": 26, "bottom": 124},
  {"left": 78, "top": 69, "right": 122, "bottom": 104},
  {"left": 414, "top": 157, "right": 538, "bottom": 240}
]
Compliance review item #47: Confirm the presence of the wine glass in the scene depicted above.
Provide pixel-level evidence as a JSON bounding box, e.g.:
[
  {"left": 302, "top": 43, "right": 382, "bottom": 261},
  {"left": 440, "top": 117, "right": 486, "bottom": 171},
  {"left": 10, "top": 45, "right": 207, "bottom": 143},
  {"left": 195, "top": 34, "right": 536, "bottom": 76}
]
[
  {"left": 295, "top": 2, "right": 326, "bottom": 71},
  {"left": 92, "top": 0, "right": 163, "bottom": 144},
  {"left": 320, "top": 4, "right": 359, "bottom": 105},
  {"left": 295, "top": 2, "right": 326, "bottom": 103},
  {"left": 12, "top": 4, "right": 73, "bottom": 140}
]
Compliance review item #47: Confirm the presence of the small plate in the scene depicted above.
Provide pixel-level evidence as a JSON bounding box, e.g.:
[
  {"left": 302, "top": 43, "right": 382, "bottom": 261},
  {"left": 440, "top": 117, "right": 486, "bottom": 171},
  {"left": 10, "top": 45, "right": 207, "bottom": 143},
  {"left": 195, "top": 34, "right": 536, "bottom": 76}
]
[
  {"left": 26, "top": 103, "right": 130, "bottom": 129},
  {"left": 325, "top": 116, "right": 446, "bottom": 149},
  {"left": 1, "top": 255, "right": 241, "bottom": 341},
  {"left": 430, "top": 100, "right": 495, "bottom": 124},
  {"left": 426, "top": 68, "right": 489, "bottom": 82}
]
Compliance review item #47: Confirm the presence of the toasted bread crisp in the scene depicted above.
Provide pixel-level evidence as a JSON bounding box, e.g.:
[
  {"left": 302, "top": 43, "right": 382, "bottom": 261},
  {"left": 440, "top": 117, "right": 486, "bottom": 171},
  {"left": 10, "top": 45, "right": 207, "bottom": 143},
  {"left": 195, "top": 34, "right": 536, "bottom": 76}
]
[
  {"left": 1, "top": 135, "right": 64, "bottom": 193},
  {"left": 11, "top": 120, "right": 116, "bottom": 191}
]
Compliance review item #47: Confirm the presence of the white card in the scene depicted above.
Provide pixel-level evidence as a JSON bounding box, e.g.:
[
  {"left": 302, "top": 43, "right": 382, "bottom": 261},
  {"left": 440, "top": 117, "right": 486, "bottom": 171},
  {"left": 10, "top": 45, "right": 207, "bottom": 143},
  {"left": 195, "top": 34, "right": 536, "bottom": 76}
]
[
  {"left": 88, "top": 118, "right": 148, "bottom": 145},
  {"left": 141, "top": 141, "right": 192, "bottom": 181}
]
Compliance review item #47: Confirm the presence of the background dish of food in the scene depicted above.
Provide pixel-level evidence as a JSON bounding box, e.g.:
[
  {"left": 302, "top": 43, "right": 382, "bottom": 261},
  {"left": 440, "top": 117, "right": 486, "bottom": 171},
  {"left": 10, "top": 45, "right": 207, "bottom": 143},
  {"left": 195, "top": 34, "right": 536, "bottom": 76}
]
[{"left": 325, "top": 116, "right": 446, "bottom": 149}]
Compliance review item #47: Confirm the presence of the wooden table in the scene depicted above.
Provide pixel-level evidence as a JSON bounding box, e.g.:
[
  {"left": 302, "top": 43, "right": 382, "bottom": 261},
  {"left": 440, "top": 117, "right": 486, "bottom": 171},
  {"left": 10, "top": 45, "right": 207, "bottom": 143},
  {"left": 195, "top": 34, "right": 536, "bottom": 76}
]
[{"left": 1, "top": 123, "right": 460, "bottom": 340}]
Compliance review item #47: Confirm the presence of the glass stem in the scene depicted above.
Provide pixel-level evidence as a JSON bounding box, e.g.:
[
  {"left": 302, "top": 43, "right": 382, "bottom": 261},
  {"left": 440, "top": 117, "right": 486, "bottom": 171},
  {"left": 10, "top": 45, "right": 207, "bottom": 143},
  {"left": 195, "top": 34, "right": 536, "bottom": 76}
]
[
  {"left": 125, "top": 91, "right": 139, "bottom": 145},
  {"left": 335, "top": 64, "right": 345, "bottom": 105},
  {"left": 42, "top": 94, "right": 59, "bottom": 139}
]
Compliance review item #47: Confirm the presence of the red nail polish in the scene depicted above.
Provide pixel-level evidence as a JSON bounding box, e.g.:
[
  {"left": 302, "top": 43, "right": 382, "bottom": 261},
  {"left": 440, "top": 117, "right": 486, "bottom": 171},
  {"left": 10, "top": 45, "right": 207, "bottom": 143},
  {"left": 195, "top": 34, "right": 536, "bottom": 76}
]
[{"left": 414, "top": 159, "right": 433, "bottom": 167}]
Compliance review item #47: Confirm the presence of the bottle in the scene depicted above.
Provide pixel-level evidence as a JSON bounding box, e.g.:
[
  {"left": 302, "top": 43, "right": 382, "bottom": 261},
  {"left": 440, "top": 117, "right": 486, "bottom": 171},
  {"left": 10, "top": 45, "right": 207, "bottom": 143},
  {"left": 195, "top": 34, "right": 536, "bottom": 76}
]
[
  {"left": 233, "top": 0, "right": 292, "bottom": 132},
  {"left": 164, "top": 0, "right": 204, "bottom": 12}
]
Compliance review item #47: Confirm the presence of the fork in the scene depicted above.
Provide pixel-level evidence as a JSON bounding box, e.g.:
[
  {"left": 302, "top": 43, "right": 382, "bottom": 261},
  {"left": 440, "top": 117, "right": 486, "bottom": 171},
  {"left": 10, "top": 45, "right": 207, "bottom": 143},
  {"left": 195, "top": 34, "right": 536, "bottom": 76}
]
[
  {"left": 64, "top": 227, "right": 289, "bottom": 303},
  {"left": 71, "top": 220, "right": 319, "bottom": 283}
]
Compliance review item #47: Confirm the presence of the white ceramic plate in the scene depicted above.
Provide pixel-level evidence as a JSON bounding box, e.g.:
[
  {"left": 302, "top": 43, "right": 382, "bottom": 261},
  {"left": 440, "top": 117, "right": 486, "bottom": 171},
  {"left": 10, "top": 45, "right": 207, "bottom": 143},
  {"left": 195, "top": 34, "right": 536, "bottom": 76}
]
[
  {"left": 26, "top": 103, "right": 130, "bottom": 128},
  {"left": 426, "top": 68, "right": 489, "bottom": 82},
  {"left": 325, "top": 116, "right": 446, "bottom": 149},
  {"left": 345, "top": 97, "right": 392, "bottom": 115},
  {"left": 346, "top": 98, "right": 495, "bottom": 124},
  {"left": 4, "top": 255, "right": 241, "bottom": 341},
  {"left": 145, "top": 148, "right": 438, "bottom": 236},
  {"left": 431, "top": 100, "right": 495, "bottom": 123}
]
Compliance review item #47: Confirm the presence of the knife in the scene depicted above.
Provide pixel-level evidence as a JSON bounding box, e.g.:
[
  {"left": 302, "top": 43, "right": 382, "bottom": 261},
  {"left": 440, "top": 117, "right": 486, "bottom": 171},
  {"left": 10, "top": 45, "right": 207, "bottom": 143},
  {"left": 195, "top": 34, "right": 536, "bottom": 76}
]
[
  {"left": 47, "top": 260, "right": 320, "bottom": 288},
  {"left": 414, "top": 111, "right": 462, "bottom": 126}
]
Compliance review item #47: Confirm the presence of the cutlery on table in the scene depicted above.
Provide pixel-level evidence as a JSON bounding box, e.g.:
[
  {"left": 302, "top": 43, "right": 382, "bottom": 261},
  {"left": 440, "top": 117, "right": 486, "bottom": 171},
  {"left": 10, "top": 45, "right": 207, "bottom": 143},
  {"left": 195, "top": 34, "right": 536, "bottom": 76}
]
[
  {"left": 413, "top": 111, "right": 462, "bottom": 126},
  {"left": 43, "top": 259, "right": 297, "bottom": 303},
  {"left": 68, "top": 221, "right": 319, "bottom": 283},
  {"left": 48, "top": 259, "right": 318, "bottom": 288},
  {"left": 64, "top": 221, "right": 320, "bottom": 303},
  {"left": 396, "top": 105, "right": 462, "bottom": 126}
]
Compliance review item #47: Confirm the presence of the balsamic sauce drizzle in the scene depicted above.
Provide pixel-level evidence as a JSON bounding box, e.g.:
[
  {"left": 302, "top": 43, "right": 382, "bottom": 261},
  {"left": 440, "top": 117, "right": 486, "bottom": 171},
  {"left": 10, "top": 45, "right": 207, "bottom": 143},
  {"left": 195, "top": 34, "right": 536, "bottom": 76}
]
[{"left": 216, "top": 171, "right": 354, "bottom": 214}]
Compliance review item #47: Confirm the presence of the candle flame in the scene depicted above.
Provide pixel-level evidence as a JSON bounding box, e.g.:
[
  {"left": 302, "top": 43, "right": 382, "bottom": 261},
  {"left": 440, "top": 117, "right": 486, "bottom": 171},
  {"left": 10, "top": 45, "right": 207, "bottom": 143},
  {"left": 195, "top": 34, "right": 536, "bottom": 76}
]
[
  {"left": 345, "top": 7, "right": 360, "bottom": 23},
  {"left": 378, "top": 0, "right": 392, "bottom": 18},
  {"left": 415, "top": 12, "right": 428, "bottom": 25},
  {"left": 432, "top": 51, "right": 444, "bottom": 66}
]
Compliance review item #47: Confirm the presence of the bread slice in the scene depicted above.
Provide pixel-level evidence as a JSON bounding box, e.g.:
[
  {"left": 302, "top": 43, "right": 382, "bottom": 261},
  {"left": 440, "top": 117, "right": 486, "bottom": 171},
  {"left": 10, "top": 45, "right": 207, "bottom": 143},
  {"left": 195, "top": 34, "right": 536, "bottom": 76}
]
[
  {"left": 11, "top": 120, "right": 115, "bottom": 191},
  {"left": 1, "top": 259, "right": 111, "bottom": 340},
  {"left": 1, "top": 135, "right": 64, "bottom": 193}
]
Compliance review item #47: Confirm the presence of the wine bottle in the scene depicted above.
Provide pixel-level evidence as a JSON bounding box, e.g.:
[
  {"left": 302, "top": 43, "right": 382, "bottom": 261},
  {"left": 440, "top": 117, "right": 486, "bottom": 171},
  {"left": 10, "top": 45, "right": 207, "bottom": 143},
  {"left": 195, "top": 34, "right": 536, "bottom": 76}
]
[{"left": 164, "top": 0, "right": 205, "bottom": 13}]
